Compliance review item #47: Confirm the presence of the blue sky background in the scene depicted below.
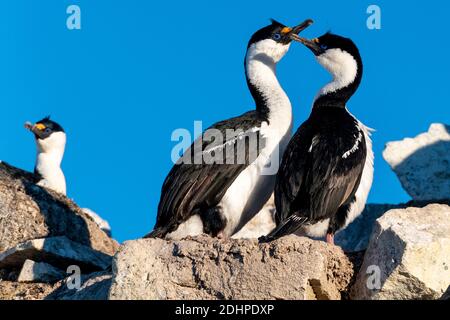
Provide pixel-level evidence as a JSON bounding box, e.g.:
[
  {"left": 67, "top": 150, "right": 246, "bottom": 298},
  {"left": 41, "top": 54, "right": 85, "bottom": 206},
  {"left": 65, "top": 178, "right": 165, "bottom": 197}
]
[{"left": 1, "top": 1, "right": 449, "bottom": 242}]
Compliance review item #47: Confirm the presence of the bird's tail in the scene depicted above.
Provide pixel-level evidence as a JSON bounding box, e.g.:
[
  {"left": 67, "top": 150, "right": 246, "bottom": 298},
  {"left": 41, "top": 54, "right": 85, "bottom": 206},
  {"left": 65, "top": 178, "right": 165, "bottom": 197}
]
[
  {"left": 259, "top": 214, "right": 308, "bottom": 243},
  {"left": 143, "top": 227, "right": 167, "bottom": 239}
]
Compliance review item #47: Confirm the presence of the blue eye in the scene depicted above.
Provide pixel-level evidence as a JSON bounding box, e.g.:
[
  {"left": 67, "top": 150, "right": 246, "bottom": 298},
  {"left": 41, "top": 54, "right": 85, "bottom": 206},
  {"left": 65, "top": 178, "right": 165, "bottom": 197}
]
[
  {"left": 320, "top": 44, "right": 328, "bottom": 50},
  {"left": 273, "top": 33, "right": 281, "bottom": 41}
]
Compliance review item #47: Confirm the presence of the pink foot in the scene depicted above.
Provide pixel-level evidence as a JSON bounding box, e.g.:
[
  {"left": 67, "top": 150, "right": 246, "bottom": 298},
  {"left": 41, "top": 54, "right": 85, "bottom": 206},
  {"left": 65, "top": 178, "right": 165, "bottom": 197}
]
[{"left": 326, "top": 233, "right": 335, "bottom": 245}]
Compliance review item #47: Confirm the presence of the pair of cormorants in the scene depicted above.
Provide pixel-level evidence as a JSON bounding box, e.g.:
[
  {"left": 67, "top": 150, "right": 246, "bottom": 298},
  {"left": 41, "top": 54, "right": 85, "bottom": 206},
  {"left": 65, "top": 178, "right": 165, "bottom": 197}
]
[
  {"left": 147, "top": 19, "right": 374, "bottom": 245},
  {"left": 23, "top": 18, "right": 373, "bottom": 246}
]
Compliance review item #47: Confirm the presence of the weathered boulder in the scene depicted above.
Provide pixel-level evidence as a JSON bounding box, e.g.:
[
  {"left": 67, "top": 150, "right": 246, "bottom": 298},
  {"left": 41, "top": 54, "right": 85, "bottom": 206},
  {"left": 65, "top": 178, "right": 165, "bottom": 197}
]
[
  {"left": 17, "top": 259, "right": 65, "bottom": 283},
  {"left": 0, "top": 281, "right": 54, "bottom": 300},
  {"left": 335, "top": 200, "right": 450, "bottom": 252},
  {"left": 0, "top": 237, "right": 112, "bottom": 272},
  {"left": 383, "top": 124, "right": 450, "bottom": 201},
  {"left": 0, "top": 162, "right": 118, "bottom": 255},
  {"left": 351, "top": 204, "right": 450, "bottom": 300},
  {"left": 335, "top": 204, "right": 401, "bottom": 252},
  {"left": 109, "top": 235, "right": 354, "bottom": 300},
  {"left": 46, "top": 272, "right": 112, "bottom": 300},
  {"left": 81, "top": 208, "right": 112, "bottom": 238}
]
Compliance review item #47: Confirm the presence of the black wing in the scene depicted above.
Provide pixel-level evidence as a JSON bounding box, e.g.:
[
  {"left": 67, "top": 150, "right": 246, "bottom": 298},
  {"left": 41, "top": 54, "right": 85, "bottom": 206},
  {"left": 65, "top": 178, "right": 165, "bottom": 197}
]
[
  {"left": 150, "top": 111, "right": 266, "bottom": 237},
  {"left": 267, "top": 110, "right": 367, "bottom": 241}
]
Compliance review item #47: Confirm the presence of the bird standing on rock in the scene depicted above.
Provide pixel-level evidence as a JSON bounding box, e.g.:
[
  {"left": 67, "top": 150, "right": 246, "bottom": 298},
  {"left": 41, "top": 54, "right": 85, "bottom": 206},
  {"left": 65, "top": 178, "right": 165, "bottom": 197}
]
[
  {"left": 25, "top": 117, "right": 67, "bottom": 195},
  {"left": 147, "top": 19, "right": 314, "bottom": 240},
  {"left": 261, "top": 32, "right": 374, "bottom": 245}
]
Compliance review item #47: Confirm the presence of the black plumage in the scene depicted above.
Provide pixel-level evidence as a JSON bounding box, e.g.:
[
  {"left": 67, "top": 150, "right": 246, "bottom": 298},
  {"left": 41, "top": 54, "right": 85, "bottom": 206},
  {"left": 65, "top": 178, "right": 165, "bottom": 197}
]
[{"left": 265, "top": 107, "right": 366, "bottom": 240}]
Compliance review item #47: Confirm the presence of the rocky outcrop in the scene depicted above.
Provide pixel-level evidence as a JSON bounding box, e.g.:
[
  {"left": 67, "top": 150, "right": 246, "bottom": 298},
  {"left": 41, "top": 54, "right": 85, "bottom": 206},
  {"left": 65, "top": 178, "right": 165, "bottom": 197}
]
[
  {"left": 0, "top": 281, "right": 55, "bottom": 300},
  {"left": 17, "top": 260, "right": 65, "bottom": 283},
  {"left": 0, "top": 162, "right": 118, "bottom": 300},
  {"left": 351, "top": 204, "right": 450, "bottom": 300},
  {"left": 335, "top": 200, "right": 450, "bottom": 252},
  {"left": 335, "top": 204, "right": 401, "bottom": 252},
  {"left": 81, "top": 208, "right": 112, "bottom": 238},
  {"left": 0, "top": 162, "right": 118, "bottom": 255},
  {"left": 109, "top": 235, "right": 354, "bottom": 300},
  {"left": 383, "top": 123, "right": 450, "bottom": 201},
  {"left": 0, "top": 237, "right": 112, "bottom": 273},
  {"left": 46, "top": 272, "right": 112, "bottom": 300}
]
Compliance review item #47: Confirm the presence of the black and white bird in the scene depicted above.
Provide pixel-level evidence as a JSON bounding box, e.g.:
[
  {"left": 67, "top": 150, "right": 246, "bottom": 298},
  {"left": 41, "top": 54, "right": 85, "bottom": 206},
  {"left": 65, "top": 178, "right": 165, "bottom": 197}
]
[
  {"left": 25, "top": 117, "right": 67, "bottom": 195},
  {"left": 147, "top": 19, "right": 314, "bottom": 240},
  {"left": 261, "top": 32, "right": 374, "bottom": 245},
  {"left": 24, "top": 117, "right": 113, "bottom": 236}
]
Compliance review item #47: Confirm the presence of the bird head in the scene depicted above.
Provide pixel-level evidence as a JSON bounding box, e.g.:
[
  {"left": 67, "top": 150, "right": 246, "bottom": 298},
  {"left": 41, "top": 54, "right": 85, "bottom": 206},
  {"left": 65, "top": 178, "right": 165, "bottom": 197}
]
[
  {"left": 25, "top": 116, "right": 66, "bottom": 153},
  {"left": 246, "top": 19, "right": 313, "bottom": 63},
  {"left": 291, "top": 32, "right": 362, "bottom": 81}
]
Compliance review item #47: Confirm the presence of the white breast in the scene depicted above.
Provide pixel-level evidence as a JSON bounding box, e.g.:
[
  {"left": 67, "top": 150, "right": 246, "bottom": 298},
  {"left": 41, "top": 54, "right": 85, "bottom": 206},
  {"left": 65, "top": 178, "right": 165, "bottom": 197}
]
[
  {"left": 35, "top": 132, "right": 67, "bottom": 195},
  {"left": 220, "top": 120, "right": 292, "bottom": 236},
  {"left": 342, "top": 121, "right": 374, "bottom": 229}
]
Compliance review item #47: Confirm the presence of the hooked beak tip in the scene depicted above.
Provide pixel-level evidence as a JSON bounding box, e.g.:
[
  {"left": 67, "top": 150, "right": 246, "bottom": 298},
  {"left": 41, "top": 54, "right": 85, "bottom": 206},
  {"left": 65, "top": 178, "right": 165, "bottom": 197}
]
[
  {"left": 291, "top": 19, "right": 314, "bottom": 35},
  {"left": 24, "top": 122, "right": 33, "bottom": 130}
]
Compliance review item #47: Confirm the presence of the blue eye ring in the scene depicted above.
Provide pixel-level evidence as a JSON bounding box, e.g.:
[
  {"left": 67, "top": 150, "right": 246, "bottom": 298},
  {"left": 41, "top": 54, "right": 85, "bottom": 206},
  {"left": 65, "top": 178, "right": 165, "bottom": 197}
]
[
  {"left": 320, "top": 44, "right": 328, "bottom": 50},
  {"left": 273, "top": 33, "right": 281, "bottom": 41}
]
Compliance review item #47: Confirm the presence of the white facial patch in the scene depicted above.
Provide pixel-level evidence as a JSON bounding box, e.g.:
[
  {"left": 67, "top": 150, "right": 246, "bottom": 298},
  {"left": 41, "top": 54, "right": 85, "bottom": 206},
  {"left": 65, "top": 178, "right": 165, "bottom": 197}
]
[
  {"left": 247, "top": 39, "right": 291, "bottom": 64},
  {"left": 316, "top": 48, "right": 358, "bottom": 98}
]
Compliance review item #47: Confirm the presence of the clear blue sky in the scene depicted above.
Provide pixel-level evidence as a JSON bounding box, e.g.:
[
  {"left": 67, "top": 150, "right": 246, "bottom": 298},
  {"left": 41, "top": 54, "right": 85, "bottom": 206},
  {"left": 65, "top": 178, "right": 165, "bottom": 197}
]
[{"left": 1, "top": 1, "right": 449, "bottom": 242}]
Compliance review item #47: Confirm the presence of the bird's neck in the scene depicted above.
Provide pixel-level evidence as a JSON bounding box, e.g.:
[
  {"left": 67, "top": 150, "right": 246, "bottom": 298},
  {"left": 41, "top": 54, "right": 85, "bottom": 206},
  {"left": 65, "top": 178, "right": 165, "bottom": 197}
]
[
  {"left": 313, "top": 55, "right": 363, "bottom": 109},
  {"left": 34, "top": 137, "right": 66, "bottom": 195},
  {"left": 36, "top": 147, "right": 64, "bottom": 170},
  {"left": 245, "top": 54, "right": 292, "bottom": 124}
]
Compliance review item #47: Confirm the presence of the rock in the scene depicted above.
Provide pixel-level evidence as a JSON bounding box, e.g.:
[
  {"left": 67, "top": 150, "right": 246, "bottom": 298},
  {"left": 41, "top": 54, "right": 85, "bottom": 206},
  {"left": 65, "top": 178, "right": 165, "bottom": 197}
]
[
  {"left": 351, "top": 204, "right": 450, "bottom": 300},
  {"left": 0, "top": 281, "right": 55, "bottom": 300},
  {"left": 18, "top": 259, "right": 65, "bottom": 283},
  {"left": 81, "top": 208, "right": 112, "bottom": 237},
  {"left": 0, "top": 162, "right": 118, "bottom": 255},
  {"left": 46, "top": 272, "right": 112, "bottom": 300},
  {"left": 0, "top": 237, "right": 112, "bottom": 273},
  {"left": 383, "top": 124, "right": 450, "bottom": 201},
  {"left": 109, "top": 235, "right": 354, "bottom": 300},
  {"left": 335, "top": 204, "right": 402, "bottom": 252}
]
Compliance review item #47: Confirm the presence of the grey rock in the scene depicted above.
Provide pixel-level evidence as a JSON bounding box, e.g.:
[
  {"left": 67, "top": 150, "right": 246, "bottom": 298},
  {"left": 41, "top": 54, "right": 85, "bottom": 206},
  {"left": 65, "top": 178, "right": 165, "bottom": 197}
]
[
  {"left": 81, "top": 208, "right": 112, "bottom": 237},
  {"left": 335, "top": 204, "right": 402, "bottom": 252},
  {"left": 0, "top": 162, "right": 118, "bottom": 255},
  {"left": 383, "top": 123, "right": 450, "bottom": 201},
  {"left": 18, "top": 259, "right": 65, "bottom": 284},
  {"left": 46, "top": 272, "right": 112, "bottom": 300},
  {"left": 0, "top": 280, "right": 55, "bottom": 300},
  {"left": 0, "top": 236, "right": 112, "bottom": 273},
  {"left": 109, "top": 235, "right": 355, "bottom": 300},
  {"left": 351, "top": 204, "right": 450, "bottom": 300}
]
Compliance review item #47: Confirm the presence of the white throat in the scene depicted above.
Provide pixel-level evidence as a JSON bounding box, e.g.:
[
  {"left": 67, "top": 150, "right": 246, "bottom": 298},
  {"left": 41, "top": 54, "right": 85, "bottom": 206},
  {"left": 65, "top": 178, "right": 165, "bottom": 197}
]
[
  {"left": 35, "top": 131, "right": 67, "bottom": 195},
  {"left": 245, "top": 40, "right": 292, "bottom": 126},
  {"left": 315, "top": 48, "right": 358, "bottom": 101}
]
